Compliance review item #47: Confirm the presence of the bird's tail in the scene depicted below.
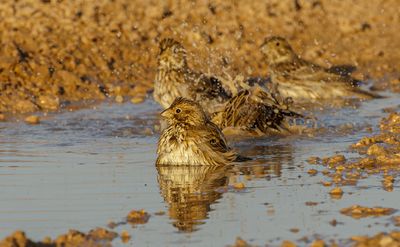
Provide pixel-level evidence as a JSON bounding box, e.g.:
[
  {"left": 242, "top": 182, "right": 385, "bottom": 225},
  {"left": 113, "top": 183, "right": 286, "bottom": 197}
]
[
  {"left": 234, "top": 154, "right": 252, "bottom": 162},
  {"left": 353, "top": 88, "right": 385, "bottom": 99}
]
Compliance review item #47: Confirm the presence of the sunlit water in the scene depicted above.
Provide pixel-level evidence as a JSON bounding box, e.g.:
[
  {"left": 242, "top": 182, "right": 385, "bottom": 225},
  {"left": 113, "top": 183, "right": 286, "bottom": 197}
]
[{"left": 0, "top": 94, "right": 399, "bottom": 246}]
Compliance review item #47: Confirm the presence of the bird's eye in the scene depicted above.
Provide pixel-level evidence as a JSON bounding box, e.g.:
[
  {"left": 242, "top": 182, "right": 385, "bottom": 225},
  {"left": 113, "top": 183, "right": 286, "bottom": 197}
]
[
  {"left": 210, "top": 139, "right": 217, "bottom": 145},
  {"left": 276, "top": 42, "right": 280, "bottom": 46},
  {"left": 175, "top": 108, "right": 181, "bottom": 113}
]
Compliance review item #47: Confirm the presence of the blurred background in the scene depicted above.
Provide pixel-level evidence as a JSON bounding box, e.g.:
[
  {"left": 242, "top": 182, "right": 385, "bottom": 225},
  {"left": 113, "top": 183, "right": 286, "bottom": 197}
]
[{"left": 0, "top": 0, "right": 399, "bottom": 114}]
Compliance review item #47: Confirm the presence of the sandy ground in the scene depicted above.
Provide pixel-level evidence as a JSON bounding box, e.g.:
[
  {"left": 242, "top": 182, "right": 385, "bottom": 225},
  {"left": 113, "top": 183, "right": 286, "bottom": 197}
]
[{"left": 0, "top": 0, "right": 399, "bottom": 115}]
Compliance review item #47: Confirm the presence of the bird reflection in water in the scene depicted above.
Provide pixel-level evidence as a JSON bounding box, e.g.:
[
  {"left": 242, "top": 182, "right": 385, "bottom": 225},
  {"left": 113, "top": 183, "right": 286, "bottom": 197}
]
[
  {"left": 156, "top": 143, "right": 294, "bottom": 232},
  {"left": 234, "top": 142, "right": 295, "bottom": 178},
  {"left": 156, "top": 164, "right": 232, "bottom": 232}
]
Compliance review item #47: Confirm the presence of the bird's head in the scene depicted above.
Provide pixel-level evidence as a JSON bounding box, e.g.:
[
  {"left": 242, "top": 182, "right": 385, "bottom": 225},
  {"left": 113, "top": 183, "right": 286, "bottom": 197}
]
[
  {"left": 161, "top": 97, "right": 208, "bottom": 126},
  {"left": 260, "top": 36, "right": 297, "bottom": 65},
  {"left": 158, "top": 38, "right": 188, "bottom": 70}
]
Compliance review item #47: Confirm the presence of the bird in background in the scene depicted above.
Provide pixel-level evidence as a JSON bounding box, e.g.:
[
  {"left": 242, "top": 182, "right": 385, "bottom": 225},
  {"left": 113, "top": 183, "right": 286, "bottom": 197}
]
[
  {"left": 154, "top": 38, "right": 230, "bottom": 113},
  {"left": 212, "top": 84, "right": 301, "bottom": 136},
  {"left": 156, "top": 97, "right": 239, "bottom": 166},
  {"left": 260, "top": 36, "right": 381, "bottom": 103},
  {"left": 154, "top": 38, "right": 302, "bottom": 136}
]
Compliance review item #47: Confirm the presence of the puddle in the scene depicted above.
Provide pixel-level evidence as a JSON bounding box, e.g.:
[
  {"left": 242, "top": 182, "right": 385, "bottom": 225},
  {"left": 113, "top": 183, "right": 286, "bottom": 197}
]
[{"left": 0, "top": 94, "right": 399, "bottom": 246}]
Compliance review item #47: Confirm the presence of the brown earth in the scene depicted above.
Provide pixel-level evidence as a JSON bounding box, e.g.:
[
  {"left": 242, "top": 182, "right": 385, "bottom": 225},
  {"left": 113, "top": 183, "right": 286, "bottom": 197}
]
[
  {"left": 309, "top": 112, "right": 400, "bottom": 192},
  {"left": 0, "top": 0, "right": 399, "bottom": 116},
  {"left": 0, "top": 228, "right": 117, "bottom": 247}
]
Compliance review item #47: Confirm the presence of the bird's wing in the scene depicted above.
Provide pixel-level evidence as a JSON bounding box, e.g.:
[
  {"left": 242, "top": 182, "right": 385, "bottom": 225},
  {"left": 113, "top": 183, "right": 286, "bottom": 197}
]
[
  {"left": 193, "top": 121, "right": 231, "bottom": 154},
  {"left": 327, "top": 64, "right": 357, "bottom": 76},
  {"left": 184, "top": 70, "right": 231, "bottom": 101},
  {"left": 276, "top": 60, "right": 361, "bottom": 87},
  {"left": 215, "top": 88, "right": 302, "bottom": 133},
  {"left": 216, "top": 90, "right": 256, "bottom": 129},
  {"left": 185, "top": 122, "right": 237, "bottom": 165}
]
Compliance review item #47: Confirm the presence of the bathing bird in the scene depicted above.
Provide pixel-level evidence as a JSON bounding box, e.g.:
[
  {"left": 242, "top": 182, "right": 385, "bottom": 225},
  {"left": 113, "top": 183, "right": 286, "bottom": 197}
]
[
  {"left": 260, "top": 36, "right": 380, "bottom": 103},
  {"left": 157, "top": 97, "right": 238, "bottom": 166}
]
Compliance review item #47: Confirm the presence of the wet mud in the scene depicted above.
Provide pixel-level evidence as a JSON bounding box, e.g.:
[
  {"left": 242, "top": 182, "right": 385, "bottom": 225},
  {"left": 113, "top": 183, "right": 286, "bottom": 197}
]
[{"left": 0, "top": 0, "right": 399, "bottom": 115}]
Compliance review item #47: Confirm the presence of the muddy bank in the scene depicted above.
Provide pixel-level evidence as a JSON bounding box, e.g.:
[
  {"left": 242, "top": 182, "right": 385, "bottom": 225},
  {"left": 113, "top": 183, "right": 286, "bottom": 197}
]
[
  {"left": 0, "top": 228, "right": 118, "bottom": 247},
  {"left": 230, "top": 231, "right": 400, "bottom": 247},
  {"left": 309, "top": 112, "right": 400, "bottom": 192},
  {"left": 0, "top": 209, "right": 153, "bottom": 247},
  {"left": 0, "top": 0, "right": 399, "bottom": 115}
]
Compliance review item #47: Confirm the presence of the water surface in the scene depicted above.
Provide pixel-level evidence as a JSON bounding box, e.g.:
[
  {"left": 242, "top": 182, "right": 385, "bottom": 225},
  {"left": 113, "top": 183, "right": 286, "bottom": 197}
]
[{"left": 0, "top": 95, "right": 399, "bottom": 246}]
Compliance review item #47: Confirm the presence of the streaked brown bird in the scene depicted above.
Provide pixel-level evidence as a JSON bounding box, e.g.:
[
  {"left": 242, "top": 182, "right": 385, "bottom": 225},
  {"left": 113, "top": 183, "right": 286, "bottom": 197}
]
[
  {"left": 157, "top": 97, "right": 238, "bottom": 166},
  {"left": 212, "top": 85, "right": 300, "bottom": 136},
  {"left": 154, "top": 38, "right": 230, "bottom": 112},
  {"left": 154, "top": 38, "right": 301, "bottom": 135},
  {"left": 260, "top": 36, "right": 380, "bottom": 103}
]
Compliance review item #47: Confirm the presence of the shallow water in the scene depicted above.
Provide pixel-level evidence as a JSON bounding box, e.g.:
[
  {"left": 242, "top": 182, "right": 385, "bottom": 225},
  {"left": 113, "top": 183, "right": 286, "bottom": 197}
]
[{"left": 0, "top": 94, "right": 399, "bottom": 246}]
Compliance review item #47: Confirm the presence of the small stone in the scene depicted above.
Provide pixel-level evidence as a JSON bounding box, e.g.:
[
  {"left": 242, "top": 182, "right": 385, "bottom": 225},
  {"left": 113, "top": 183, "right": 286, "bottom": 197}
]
[
  {"left": 131, "top": 96, "right": 145, "bottom": 104},
  {"left": 126, "top": 209, "right": 150, "bottom": 225},
  {"left": 142, "top": 128, "right": 153, "bottom": 135},
  {"left": 321, "top": 181, "right": 332, "bottom": 187},
  {"left": 87, "top": 227, "right": 118, "bottom": 241},
  {"left": 322, "top": 170, "right": 330, "bottom": 175},
  {"left": 310, "top": 239, "right": 325, "bottom": 247},
  {"left": 379, "top": 236, "right": 394, "bottom": 246},
  {"left": 0, "top": 114, "right": 5, "bottom": 121},
  {"left": 350, "top": 236, "right": 368, "bottom": 242},
  {"left": 340, "top": 205, "right": 395, "bottom": 218},
  {"left": 328, "top": 155, "right": 346, "bottom": 165},
  {"left": 367, "top": 144, "right": 387, "bottom": 156},
  {"left": 120, "top": 230, "right": 131, "bottom": 243},
  {"left": 308, "top": 156, "right": 320, "bottom": 164},
  {"left": 329, "top": 187, "right": 343, "bottom": 195},
  {"left": 115, "top": 95, "right": 124, "bottom": 103},
  {"left": 329, "top": 219, "right": 338, "bottom": 227},
  {"left": 233, "top": 182, "right": 245, "bottom": 190},
  {"left": 37, "top": 95, "right": 60, "bottom": 111},
  {"left": 392, "top": 216, "right": 400, "bottom": 226},
  {"left": 232, "top": 237, "right": 250, "bottom": 247},
  {"left": 390, "top": 231, "right": 400, "bottom": 240},
  {"left": 25, "top": 115, "right": 40, "bottom": 124},
  {"left": 281, "top": 240, "right": 297, "bottom": 247},
  {"left": 308, "top": 169, "right": 318, "bottom": 175},
  {"left": 15, "top": 100, "right": 38, "bottom": 113},
  {"left": 335, "top": 165, "right": 345, "bottom": 171},
  {"left": 107, "top": 221, "right": 117, "bottom": 229}
]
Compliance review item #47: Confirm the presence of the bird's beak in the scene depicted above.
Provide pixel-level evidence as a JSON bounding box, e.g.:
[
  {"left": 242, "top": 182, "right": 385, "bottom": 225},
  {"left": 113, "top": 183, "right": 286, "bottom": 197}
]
[{"left": 160, "top": 108, "right": 170, "bottom": 118}]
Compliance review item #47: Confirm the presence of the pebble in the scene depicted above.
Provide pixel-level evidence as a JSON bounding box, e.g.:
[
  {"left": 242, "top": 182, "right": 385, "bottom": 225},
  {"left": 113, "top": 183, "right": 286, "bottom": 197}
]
[
  {"left": 37, "top": 95, "right": 60, "bottom": 111},
  {"left": 321, "top": 181, "right": 332, "bottom": 187},
  {"left": 340, "top": 205, "right": 395, "bottom": 218},
  {"left": 24, "top": 115, "right": 40, "bottom": 124},
  {"left": 15, "top": 100, "right": 38, "bottom": 113},
  {"left": 115, "top": 95, "right": 124, "bottom": 103},
  {"left": 131, "top": 96, "right": 145, "bottom": 104},
  {"left": 233, "top": 182, "right": 245, "bottom": 190},
  {"left": 281, "top": 240, "right": 297, "bottom": 247},
  {"left": 120, "top": 230, "right": 131, "bottom": 243},
  {"left": 126, "top": 209, "right": 150, "bottom": 225},
  {"left": 309, "top": 239, "right": 325, "bottom": 247},
  {"left": 307, "top": 156, "right": 320, "bottom": 165},
  {"left": 307, "top": 169, "right": 318, "bottom": 175},
  {"left": 329, "top": 187, "right": 343, "bottom": 195}
]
